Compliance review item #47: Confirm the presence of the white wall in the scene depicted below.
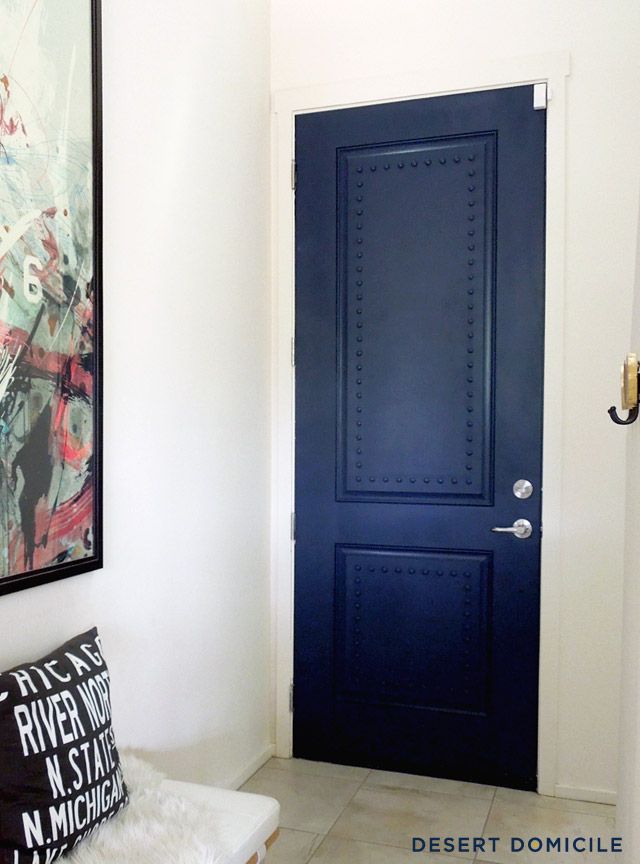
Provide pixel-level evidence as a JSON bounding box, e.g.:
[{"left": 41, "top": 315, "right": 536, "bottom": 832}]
[
  {"left": 0, "top": 0, "right": 272, "bottom": 789},
  {"left": 617, "top": 206, "right": 640, "bottom": 860},
  {"left": 271, "top": 0, "right": 640, "bottom": 798}
]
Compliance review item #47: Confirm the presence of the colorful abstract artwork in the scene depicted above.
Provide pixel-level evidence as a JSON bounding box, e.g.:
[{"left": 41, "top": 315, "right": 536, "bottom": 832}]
[{"left": 0, "top": 1, "right": 102, "bottom": 594}]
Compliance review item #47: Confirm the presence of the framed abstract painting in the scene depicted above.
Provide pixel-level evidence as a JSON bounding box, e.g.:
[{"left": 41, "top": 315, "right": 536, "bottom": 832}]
[{"left": 0, "top": 1, "right": 102, "bottom": 595}]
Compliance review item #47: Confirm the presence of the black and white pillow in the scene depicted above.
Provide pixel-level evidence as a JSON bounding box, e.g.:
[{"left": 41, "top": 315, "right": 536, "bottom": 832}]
[{"left": 0, "top": 628, "right": 128, "bottom": 864}]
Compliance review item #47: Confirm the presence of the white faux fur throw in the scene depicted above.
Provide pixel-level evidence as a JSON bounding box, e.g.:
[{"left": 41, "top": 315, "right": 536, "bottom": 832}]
[{"left": 65, "top": 753, "right": 223, "bottom": 864}]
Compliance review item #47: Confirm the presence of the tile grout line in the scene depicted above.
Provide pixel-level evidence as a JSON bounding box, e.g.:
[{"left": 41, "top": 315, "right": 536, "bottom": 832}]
[
  {"left": 305, "top": 768, "right": 372, "bottom": 861},
  {"left": 304, "top": 835, "right": 327, "bottom": 863},
  {"left": 473, "top": 784, "right": 498, "bottom": 864},
  {"left": 325, "top": 767, "right": 372, "bottom": 832},
  {"left": 302, "top": 832, "right": 324, "bottom": 864}
]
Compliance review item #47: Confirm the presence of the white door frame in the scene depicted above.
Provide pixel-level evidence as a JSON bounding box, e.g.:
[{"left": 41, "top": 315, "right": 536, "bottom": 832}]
[{"left": 271, "top": 52, "right": 570, "bottom": 796}]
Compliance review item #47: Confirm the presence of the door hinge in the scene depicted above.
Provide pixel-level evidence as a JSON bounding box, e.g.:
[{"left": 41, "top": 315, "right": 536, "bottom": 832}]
[
  {"left": 289, "top": 682, "right": 294, "bottom": 713},
  {"left": 533, "top": 82, "right": 547, "bottom": 110},
  {"left": 291, "top": 160, "right": 297, "bottom": 191},
  {"left": 291, "top": 337, "right": 296, "bottom": 367},
  {"left": 291, "top": 512, "right": 296, "bottom": 542}
]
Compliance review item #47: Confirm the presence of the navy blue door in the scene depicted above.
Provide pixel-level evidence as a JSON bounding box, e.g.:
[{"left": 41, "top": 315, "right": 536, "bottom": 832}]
[{"left": 294, "top": 86, "right": 545, "bottom": 790}]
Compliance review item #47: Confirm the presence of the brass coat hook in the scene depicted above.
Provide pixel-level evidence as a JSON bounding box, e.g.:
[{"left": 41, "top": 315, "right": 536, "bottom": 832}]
[{"left": 609, "top": 353, "right": 640, "bottom": 425}]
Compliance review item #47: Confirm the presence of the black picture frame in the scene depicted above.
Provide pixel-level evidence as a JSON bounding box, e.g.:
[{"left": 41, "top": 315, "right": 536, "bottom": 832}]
[{"left": 0, "top": 0, "right": 103, "bottom": 596}]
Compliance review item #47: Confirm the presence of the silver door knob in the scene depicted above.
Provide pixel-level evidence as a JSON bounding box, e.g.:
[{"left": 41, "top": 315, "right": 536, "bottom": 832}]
[{"left": 491, "top": 519, "right": 533, "bottom": 539}]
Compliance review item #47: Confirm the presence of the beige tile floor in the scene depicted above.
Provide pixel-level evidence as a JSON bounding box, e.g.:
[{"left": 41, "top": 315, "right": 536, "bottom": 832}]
[{"left": 241, "top": 758, "right": 618, "bottom": 864}]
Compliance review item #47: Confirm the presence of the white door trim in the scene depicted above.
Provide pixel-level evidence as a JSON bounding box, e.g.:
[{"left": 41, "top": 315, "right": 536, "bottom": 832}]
[{"left": 271, "top": 52, "right": 570, "bottom": 796}]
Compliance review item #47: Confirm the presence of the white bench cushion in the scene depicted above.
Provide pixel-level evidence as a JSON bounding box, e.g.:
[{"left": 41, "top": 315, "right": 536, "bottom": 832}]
[
  {"left": 161, "top": 781, "right": 279, "bottom": 864},
  {"left": 62, "top": 755, "right": 280, "bottom": 864}
]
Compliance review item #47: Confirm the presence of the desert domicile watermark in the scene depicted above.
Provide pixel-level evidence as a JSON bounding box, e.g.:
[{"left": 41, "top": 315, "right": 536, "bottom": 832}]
[{"left": 412, "top": 836, "right": 623, "bottom": 855}]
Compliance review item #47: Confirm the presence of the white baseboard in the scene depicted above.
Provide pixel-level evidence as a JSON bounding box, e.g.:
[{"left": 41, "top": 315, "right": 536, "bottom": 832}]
[
  {"left": 226, "top": 745, "right": 274, "bottom": 791},
  {"left": 554, "top": 784, "right": 617, "bottom": 806}
]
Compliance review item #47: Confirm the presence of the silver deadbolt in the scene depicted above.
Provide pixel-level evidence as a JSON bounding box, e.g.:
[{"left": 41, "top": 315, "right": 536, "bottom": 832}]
[
  {"left": 491, "top": 519, "right": 533, "bottom": 540},
  {"left": 513, "top": 479, "right": 533, "bottom": 499}
]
